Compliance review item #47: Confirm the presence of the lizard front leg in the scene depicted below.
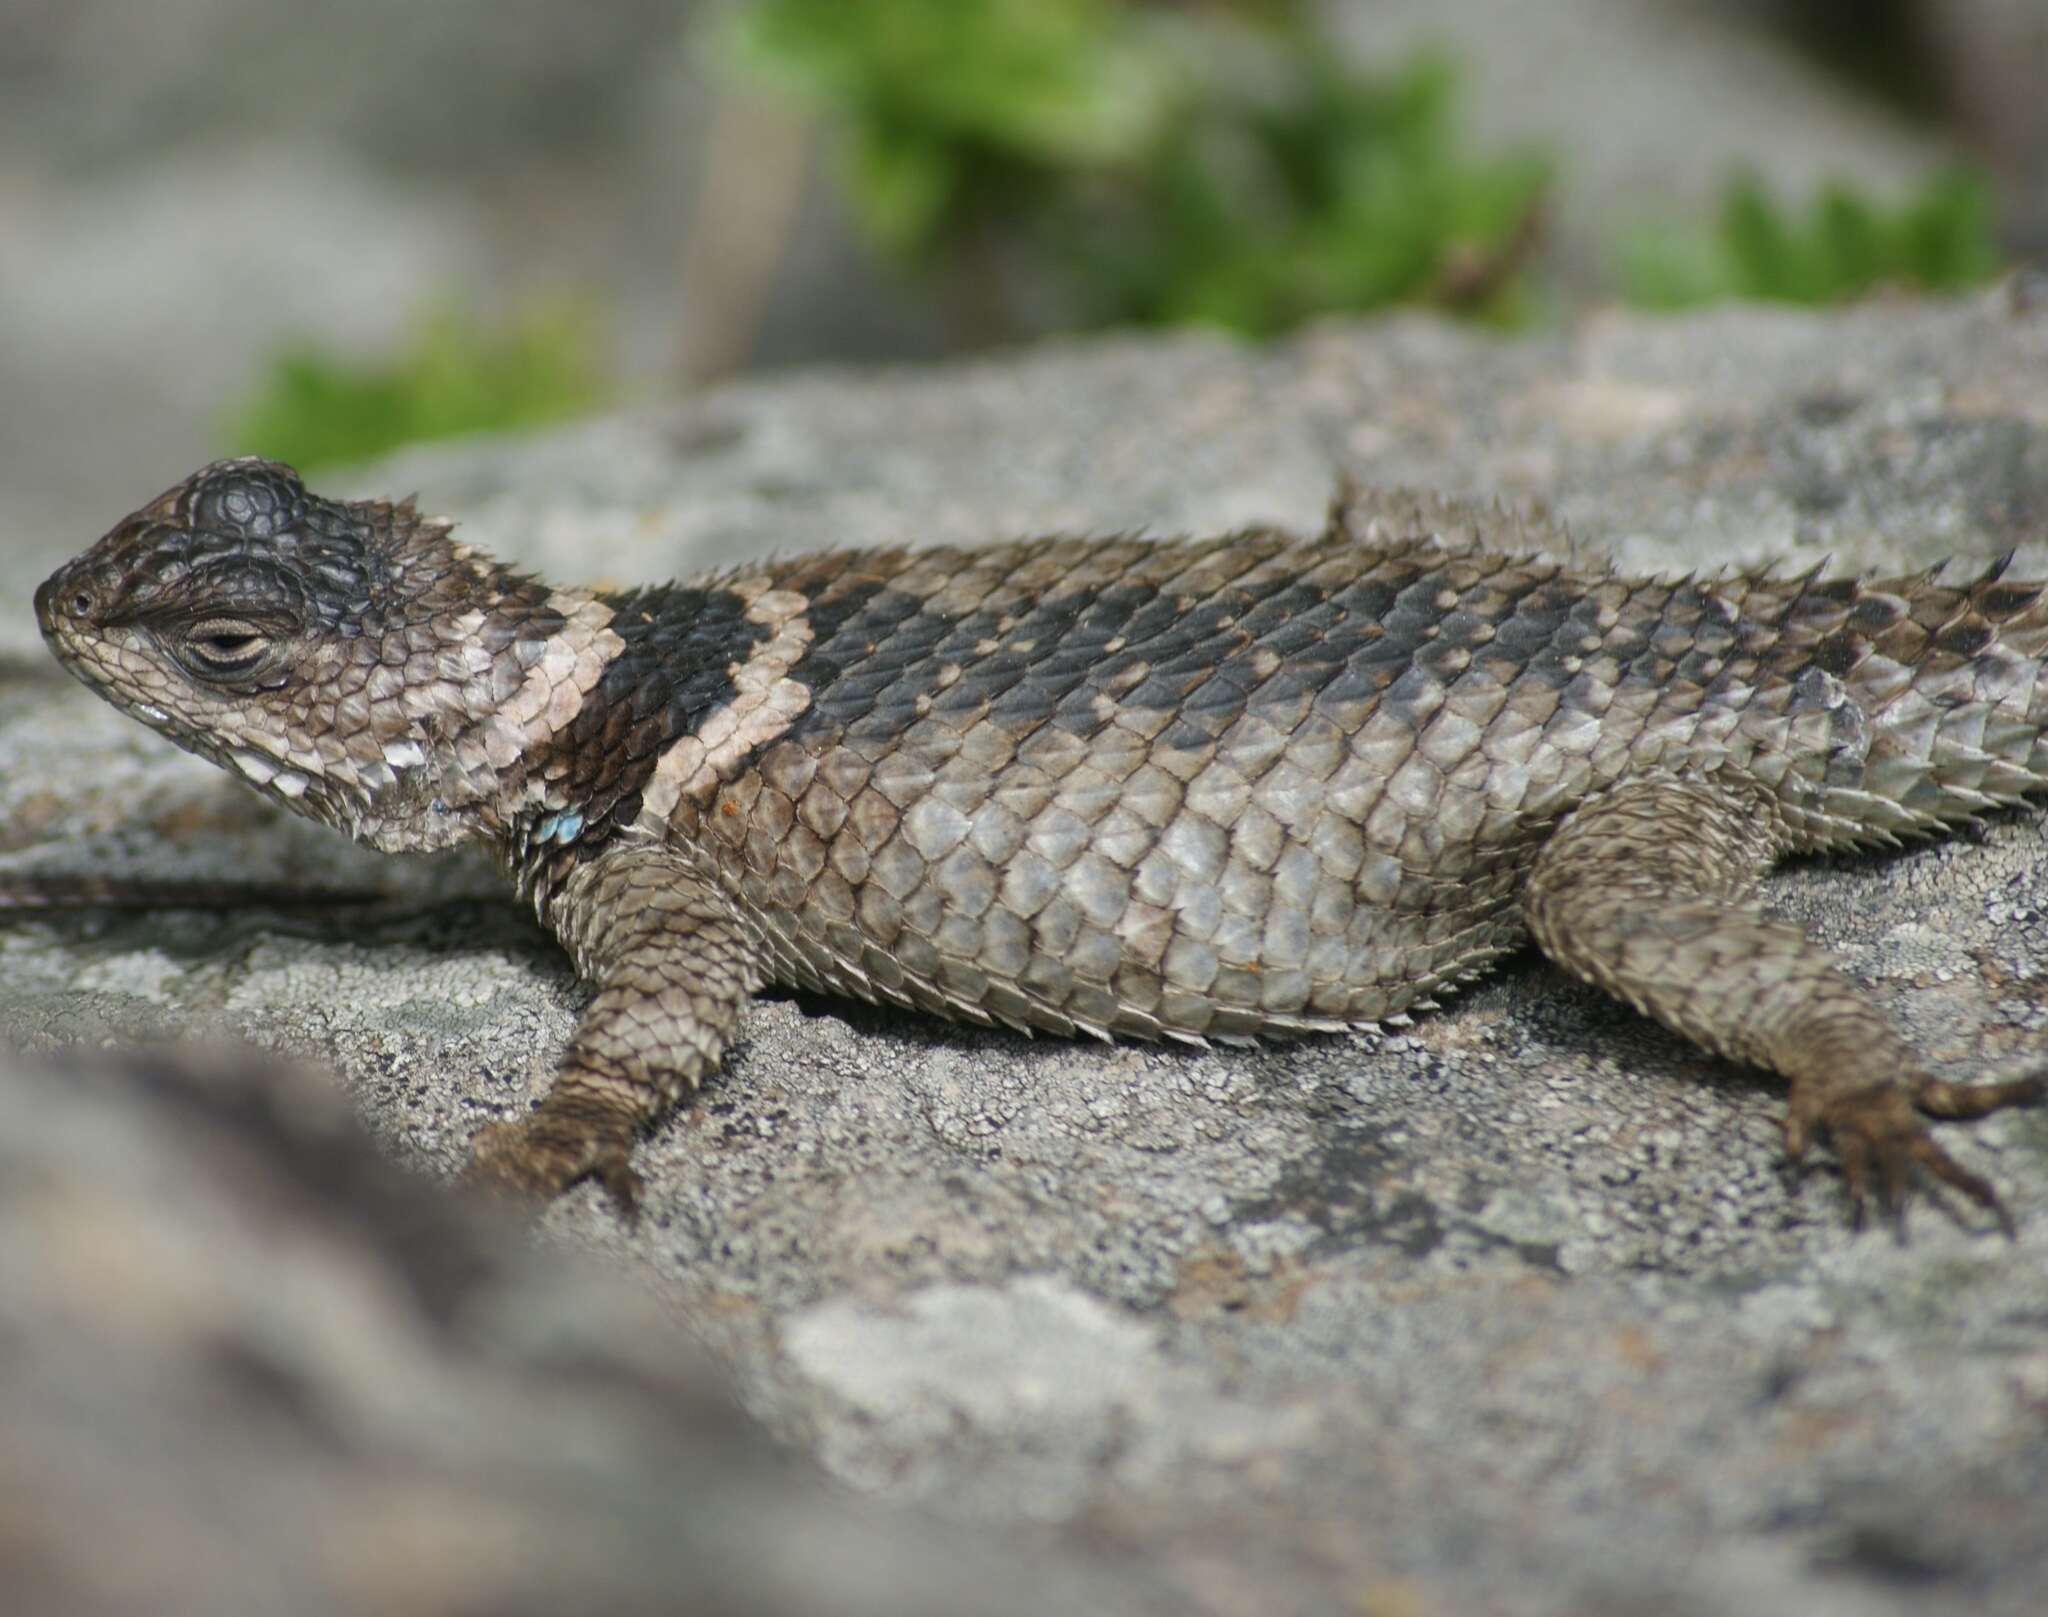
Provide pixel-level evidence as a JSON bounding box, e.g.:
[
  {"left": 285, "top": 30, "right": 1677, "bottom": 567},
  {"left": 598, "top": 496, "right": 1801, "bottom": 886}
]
[
  {"left": 1522, "top": 775, "right": 2043, "bottom": 1233},
  {"left": 466, "top": 844, "right": 768, "bottom": 1208}
]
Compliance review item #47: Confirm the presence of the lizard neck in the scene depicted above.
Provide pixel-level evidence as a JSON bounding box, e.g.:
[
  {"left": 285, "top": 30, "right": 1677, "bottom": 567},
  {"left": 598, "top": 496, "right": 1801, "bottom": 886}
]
[
  {"left": 383, "top": 579, "right": 631, "bottom": 857},
  {"left": 487, "top": 573, "right": 816, "bottom": 912},
  {"left": 297, "top": 537, "right": 630, "bottom": 857}
]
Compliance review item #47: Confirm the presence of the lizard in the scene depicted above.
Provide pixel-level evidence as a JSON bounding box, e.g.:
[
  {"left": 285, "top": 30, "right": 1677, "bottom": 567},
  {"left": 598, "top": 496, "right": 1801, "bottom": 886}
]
[{"left": 33, "top": 457, "right": 2048, "bottom": 1232}]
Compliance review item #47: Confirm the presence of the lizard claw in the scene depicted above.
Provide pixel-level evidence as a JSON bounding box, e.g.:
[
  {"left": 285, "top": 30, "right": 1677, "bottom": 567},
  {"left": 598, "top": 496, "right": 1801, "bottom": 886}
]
[
  {"left": 463, "top": 1107, "right": 643, "bottom": 1215},
  {"left": 1786, "top": 1076, "right": 2033, "bottom": 1241}
]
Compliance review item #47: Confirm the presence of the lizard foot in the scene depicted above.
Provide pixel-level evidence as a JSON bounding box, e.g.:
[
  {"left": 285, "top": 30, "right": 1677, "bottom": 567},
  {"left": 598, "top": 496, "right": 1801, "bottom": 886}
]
[
  {"left": 463, "top": 1104, "right": 642, "bottom": 1214},
  {"left": 1785, "top": 1073, "right": 2043, "bottom": 1240}
]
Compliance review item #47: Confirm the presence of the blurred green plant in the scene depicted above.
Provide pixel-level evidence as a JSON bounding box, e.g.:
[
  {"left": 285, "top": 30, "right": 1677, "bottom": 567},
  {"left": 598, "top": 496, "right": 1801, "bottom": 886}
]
[
  {"left": 732, "top": 0, "right": 1177, "bottom": 260},
  {"left": 1072, "top": 54, "right": 1548, "bottom": 333},
  {"left": 1617, "top": 168, "right": 2001, "bottom": 309},
  {"left": 729, "top": 0, "right": 1548, "bottom": 337},
  {"left": 226, "top": 301, "right": 612, "bottom": 474}
]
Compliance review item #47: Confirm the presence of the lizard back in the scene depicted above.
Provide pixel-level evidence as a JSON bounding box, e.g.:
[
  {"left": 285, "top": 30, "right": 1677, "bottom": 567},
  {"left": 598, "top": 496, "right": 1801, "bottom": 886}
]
[{"left": 511, "top": 504, "right": 2048, "bottom": 1044}]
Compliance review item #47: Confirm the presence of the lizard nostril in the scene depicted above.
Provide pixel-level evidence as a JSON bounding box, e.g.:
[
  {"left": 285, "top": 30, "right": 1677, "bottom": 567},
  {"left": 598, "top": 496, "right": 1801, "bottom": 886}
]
[{"left": 37, "top": 574, "right": 99, "bottom": 628}]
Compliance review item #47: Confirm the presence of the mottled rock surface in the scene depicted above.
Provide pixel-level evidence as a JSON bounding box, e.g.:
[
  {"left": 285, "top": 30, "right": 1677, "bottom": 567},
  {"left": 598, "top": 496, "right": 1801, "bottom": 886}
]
[{"left": 6, "top": 294, "right": 2048, "bottom": 1615}]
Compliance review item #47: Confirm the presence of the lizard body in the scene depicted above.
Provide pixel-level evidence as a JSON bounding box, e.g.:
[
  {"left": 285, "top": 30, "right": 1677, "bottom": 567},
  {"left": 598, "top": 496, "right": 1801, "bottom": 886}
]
[{"left": 35, "top": 459, "right": 2048, "bottom": 1226}]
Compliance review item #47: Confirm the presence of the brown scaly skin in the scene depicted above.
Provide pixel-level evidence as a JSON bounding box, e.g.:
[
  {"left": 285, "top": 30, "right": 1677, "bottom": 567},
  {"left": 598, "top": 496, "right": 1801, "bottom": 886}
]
[{"left": 36, "top": 459, "right": 2048, "bottom": 1232}]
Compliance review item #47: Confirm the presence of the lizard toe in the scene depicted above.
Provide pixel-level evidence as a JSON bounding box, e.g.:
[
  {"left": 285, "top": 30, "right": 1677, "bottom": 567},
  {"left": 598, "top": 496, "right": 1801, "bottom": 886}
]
[
  {"left": 1914, "top": 1068, "right": 2048, "bottom": 1121},
  {"left": 1808, "top": 1080, "right": 2016, "bottom": 1241},
  {"left": 463, "top": 1109, "right": 641, "bottom": 1214}
]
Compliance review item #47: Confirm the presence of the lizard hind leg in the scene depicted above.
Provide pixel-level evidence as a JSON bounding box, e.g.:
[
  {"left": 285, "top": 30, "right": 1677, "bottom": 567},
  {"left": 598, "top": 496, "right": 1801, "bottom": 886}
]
[
  {"left": 1520, "top": 773, "right": 2042, "bottom": 1236},
  {"left": 464, "top": 846, "right": 767, "bottom": 1211}
]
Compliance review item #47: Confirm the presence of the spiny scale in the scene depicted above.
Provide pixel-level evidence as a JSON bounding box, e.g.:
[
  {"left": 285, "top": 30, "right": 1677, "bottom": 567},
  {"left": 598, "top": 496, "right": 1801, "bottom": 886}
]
[{"left": 34, "top": 459, "right": 2048, "bottom": 1231}]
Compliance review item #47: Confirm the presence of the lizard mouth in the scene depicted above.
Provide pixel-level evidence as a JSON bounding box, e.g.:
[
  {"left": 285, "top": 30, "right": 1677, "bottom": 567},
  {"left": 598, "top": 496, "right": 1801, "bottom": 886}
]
[
  {"left": 32, "top": 574, "right": 171, "bottom": 734},
  {"left": 33, "top": 572, "right": 83, "bottom": 675},
  {"left": 33, "top": 571, "right": 73, "bottom": 641}
]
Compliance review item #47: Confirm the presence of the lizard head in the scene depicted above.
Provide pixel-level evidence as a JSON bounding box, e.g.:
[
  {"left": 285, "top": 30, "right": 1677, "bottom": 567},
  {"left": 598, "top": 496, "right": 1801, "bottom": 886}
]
[{"left": 37, "top": 457, "right": 543, "bottom": 852}]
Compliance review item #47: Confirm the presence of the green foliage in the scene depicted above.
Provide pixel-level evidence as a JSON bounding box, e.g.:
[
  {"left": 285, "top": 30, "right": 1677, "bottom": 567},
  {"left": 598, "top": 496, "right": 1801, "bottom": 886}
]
[
  {"left": 732, "top": 0, "right": 1177, "bottom": 258},
  {"left": 1618, "top": 169, "right": 2001, "bottom": 310},
  {"left": 226, "top": 302, "right": 612, "bottom": 474},
  {"left": 1071, "top": 54, "right": 1548, "bottom": 334},
  {"left": 730, "top": 1, "right": 1547, "bottom": 335}
]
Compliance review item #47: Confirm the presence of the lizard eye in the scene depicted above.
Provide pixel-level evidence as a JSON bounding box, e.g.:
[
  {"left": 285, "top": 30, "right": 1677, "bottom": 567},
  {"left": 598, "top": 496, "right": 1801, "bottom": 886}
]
[{"left": 178, "top": 618, "right": 274, "bottom": 678}]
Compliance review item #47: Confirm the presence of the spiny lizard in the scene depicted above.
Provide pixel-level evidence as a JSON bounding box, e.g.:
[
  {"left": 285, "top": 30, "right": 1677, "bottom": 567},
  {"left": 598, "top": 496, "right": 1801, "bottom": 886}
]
[{"left": 35, "top": 459, "right": 2048, "bottom": 1230}]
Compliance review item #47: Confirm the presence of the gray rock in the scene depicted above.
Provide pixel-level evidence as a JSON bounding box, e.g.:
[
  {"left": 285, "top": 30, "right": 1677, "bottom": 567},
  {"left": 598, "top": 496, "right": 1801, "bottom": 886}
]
[
  {"left": 8, "top": 293, "right": 2048, "bottom": 1615},
  {"left": 0, "top": 1044, "right": 1178, "bottom": 1617}
]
